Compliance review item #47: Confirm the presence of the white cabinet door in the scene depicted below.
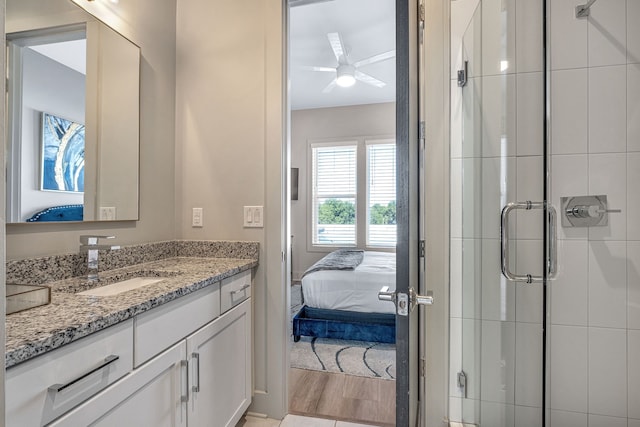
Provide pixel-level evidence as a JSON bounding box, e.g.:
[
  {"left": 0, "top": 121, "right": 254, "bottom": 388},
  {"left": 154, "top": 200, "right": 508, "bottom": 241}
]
[
  {"left": 50, "top": 341, "right": 188, "bottom": 427},
  {"left": 187, "top": 299, "right": 252, "bottom": 427}
]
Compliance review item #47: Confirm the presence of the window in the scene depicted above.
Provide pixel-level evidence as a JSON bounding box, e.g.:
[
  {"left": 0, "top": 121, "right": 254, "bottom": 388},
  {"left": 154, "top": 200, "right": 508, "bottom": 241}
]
[{"left": 310, "top": 138, "right": 396, "bottom": 249}]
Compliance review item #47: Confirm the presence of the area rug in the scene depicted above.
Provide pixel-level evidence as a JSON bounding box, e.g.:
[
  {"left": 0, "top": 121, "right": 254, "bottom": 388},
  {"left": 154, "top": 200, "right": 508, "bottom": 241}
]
[{"left": 290, "top": 283, "right": 396, "bottom": 380}]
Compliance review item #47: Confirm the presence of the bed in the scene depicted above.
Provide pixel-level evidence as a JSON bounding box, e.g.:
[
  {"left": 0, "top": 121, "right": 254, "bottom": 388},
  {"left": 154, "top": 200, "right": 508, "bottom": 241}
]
[
  {"left": 293, "top": 249, "right": 396, "bottom": 343},
  {"left": 26, "top": 204, "right": 83, "bottom": 222}
]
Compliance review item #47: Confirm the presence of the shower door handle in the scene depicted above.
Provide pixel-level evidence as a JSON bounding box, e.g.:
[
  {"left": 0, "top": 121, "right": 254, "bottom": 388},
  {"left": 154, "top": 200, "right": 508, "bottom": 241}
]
[{"left": 501, "top": 201, "right": 557, "bottom": 283}]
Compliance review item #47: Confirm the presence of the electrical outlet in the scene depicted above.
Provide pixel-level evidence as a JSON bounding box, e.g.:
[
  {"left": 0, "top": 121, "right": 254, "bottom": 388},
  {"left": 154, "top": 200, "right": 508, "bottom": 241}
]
[
  {"left": 243, "top": 206, "right": 263, "bottom": 228},
  {"left": 99, "top": 207, "right": 116, "bottom": 220},
  {"left": 192, "top": 208, "right": 203, "bottom": 227}
]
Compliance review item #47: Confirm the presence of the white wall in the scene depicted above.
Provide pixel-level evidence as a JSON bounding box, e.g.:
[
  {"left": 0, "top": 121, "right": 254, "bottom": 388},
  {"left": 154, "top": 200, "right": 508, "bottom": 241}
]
[
  {"left": 19, "top": 49, "right": 85, "bottom": 220},
  {"left": 175, "top": 0, "right": 285, "bottom": 418},
  {"left": 290, "top": 102, "right": 395, "bottom": 279},
  {"left": 548, "top": 1, "right": 640, "bottom": 425},
  {"left": 6, "top": 0, "right": 177, "bottom": 258}
]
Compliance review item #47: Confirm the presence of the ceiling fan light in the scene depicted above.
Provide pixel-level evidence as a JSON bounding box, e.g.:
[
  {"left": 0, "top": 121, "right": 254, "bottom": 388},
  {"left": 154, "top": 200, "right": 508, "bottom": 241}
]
[
  {"left": 336, "top": 74, "right": 356, "bottom": 87},
  {"left": 336, "top": 64, "right": 356, "bottom": 88}
]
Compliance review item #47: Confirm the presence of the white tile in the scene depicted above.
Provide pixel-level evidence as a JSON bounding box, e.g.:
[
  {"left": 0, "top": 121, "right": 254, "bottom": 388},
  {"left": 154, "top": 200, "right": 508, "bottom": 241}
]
[
  {"left": 451, "top": 80, "right": 463, "bottom": 160},
  {"left": 515, "top": 0, "right": 542, "bottom": 73},
  {"left": 550, "top": 0, "right": 588, "bottom": 70},
  {"left": 588, "top": 154, "right": 627, "bottom": 241},
  {"left": 549, "top": 410, "right": 587, "bottom": 427},
  {"left": 482, "top": 75, "right": 517, "bottom": 158},
  {"left": 588, "top": 241, "right": 627, "bottom": 328},
  {"left": 550, "top": 154, "right": 589, "bottom": 240},
  {"left": 481, "top": 320, "right": 515, "bottom": 404},
  {"left": 629, "top": 330, "right": 640, "bottom": 419},
  {"left": 587, "top": 414, "right": 627, "bottom": 427},
  {"left": 588, "top": 327, "right": 627, "bottom": 417},
  {"left": 462, "top": 158, "right": 483, "bottom": 239},
  {"left": 629, "top": 64, "right": 640, "bottom": 152},
  {"left": 587, "top": 0, "right": 626, "bottom": 67},
  {"left": 451, "top": 238, "right": 463, "bottom": 318},
  {"left": 280, "top": 415, "right": 334, "bottom": 427},
  {"left": 628, "top": 153, "right": 640, "bottom": 240},
  {"left": 451, "top": 159, "right": 463, "bottom": 239},
  {"left": 482, "top": 0, "right": 516, "bottom": 76},
  {"left": 550, "top": 69, "right": 588, "bottom": 155},
  {"left": 450, "top": 317, "right": 463, "bottom": 396},
  {"left": 480, "top": 401, "right": 515, "bottom": 427},
  {"left": 462, "top": 77, "right": 483, "bottom": 158},
  {"left": 630, "top": 419, "right": 640, "bottom": 427},
  {"left": 549, "top": 325, "right": 588, "bottom": 412},
  {"left": 482, "top": 157, "right": 516, "bottom": 239},
  {"left": 588, "top": 66, "right": 627, "bottom": 154},
  {"left": 462, "top": 319, "right": 482, "bottom": 400},
  {"left": 516, "top": 73, "right": 543, "bottom": 156},
  {"left": 515, "top": 239, "right": 543, "bottom": 323},
  {"left": 516, "top": 156, "right": 543, "bottom": 240},
  {"left": 629, "top": 0, "right": 640, "bottom": 64},
  {"left": 449, "top": 396, "right": 462, "bottom": 421},
  {"left": 514, "top": 323, "right": 542, "bottom": 407},
  {"left": 550, "top": 240, "right": 589, "bottom": 326},
  {"left": 482, "top": 238, "right": 516, "bottom": 321},
  {"left": 629, "top": 242, "right": 640, "bottom": 329},
  {"left": 462, "top": 238, "right": 482, "bottom": 319},
  {"left": 514, "top": 405, "right": 540, "bottom": 427}
]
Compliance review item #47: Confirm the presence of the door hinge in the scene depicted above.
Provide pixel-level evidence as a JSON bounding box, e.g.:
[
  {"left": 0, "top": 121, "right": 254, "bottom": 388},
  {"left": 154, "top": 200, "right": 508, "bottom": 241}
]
[
  {"left": 419, "top": 2, "right": 425, "bottom": 23},
  {"left": 457, "top": 370, "right": 467, "bottom": 398},
  {"left": 420, "top": 357, "right": 426, "bottom": 377},
  {"left": 419, "top": 121, "right": 425, "bottom": 140},
  {"left": 419, "top": 240, "right": 425, "bottom": 257},
  {"left": 457, "top": 60, "right": 468, "bottom": 88}
]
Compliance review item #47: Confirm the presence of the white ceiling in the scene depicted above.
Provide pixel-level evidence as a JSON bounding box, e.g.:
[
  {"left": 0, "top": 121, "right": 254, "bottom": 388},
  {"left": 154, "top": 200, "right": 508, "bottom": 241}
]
[
  {"left": 29, "top": 39, "right": 87, "bottom": 75},
  {"left": 289, "top": 0, "right": 396, "bottom": 111}
]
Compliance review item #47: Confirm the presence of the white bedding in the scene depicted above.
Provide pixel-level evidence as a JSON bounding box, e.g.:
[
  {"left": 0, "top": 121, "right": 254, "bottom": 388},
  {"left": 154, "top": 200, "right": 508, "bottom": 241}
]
[{"left": 301, "top": 251, "right": 396, "bottom": 314}]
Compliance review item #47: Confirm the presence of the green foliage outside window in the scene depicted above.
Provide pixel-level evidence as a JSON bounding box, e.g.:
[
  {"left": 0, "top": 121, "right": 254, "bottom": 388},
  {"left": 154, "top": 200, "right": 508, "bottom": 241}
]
[
  {"left": 318, "top": 199, "right": 355, "bottom": 224},
  {"left": 369, "top": 201, "right": 396, "bottom": 225}
]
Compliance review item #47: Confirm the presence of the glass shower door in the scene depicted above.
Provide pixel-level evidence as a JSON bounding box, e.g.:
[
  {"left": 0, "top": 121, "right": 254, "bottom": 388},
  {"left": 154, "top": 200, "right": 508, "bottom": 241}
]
[{"left": 449, "top": 0, "right": 547, "bottom": 425}]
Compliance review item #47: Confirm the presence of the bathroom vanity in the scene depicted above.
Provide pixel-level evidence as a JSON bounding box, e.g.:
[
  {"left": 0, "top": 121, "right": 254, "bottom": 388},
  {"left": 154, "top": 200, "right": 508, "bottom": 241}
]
[{"left": 5, "top": 241, "right": 257, "bottom": 427}]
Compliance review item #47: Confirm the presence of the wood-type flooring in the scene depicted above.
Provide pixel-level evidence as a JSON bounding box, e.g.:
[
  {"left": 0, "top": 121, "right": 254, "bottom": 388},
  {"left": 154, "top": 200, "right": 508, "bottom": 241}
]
[{"left": 288, "top": 368, "right": 395, "bottom": 427}]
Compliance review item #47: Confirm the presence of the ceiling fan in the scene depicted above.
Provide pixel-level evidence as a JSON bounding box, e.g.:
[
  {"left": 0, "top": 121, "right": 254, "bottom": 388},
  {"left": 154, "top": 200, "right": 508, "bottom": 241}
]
[{"left": 302, "top": 32, "right": 395, "bottom": 93}]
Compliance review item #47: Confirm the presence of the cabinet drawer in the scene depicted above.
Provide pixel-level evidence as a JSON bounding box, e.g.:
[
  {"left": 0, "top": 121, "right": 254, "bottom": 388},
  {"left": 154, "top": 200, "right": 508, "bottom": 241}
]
[
  {"left": 134, "top": 283, "right": 220, "bottom": 367},
  {"left": 220, "top": 270, "right": 251, "bottom": 314},
  {"left": 6, "top": 319, "right": 134, "bottom": 427}
]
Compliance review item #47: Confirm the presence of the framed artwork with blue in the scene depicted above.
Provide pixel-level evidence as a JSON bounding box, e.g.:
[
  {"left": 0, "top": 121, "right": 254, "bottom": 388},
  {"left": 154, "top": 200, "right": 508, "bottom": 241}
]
[{"left": 40, "top": 112, "right": 85, "bottom": 193}]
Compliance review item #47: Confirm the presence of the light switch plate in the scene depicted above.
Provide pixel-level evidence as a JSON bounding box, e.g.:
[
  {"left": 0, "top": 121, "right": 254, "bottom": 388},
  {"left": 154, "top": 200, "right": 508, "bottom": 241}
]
[
  {"left": 99, "top": 207, "right": 116, "bottom": 220},
  {"left": 192, "top": 208, "right": 203, "bottom": 227},
  {"left": 244, "top": 206, "right": 263, "bottom": 228}
]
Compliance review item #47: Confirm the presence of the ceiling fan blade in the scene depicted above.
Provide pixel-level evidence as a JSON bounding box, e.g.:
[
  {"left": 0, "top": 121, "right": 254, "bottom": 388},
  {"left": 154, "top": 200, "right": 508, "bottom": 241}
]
[
  {"left": 353, "top": 50, "right": 396, "bottom": 68},
  {"left": 301, "top": 65, "right": 336, "bottom": 72},
  {"left": 354, "top": 71, "right": 386, "bottom": 88},
  {"left": 322, "top": 79, "right": 337, "bottom": 93},
  {"left": 327, "top": 32, "right": 346, "bottom": 62}
]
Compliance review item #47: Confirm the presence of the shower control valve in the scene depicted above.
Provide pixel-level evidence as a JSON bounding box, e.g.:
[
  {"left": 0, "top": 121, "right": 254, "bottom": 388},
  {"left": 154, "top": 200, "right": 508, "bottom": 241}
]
[{"left": 561, "top": 195, "right": 620, "bottom": 227}]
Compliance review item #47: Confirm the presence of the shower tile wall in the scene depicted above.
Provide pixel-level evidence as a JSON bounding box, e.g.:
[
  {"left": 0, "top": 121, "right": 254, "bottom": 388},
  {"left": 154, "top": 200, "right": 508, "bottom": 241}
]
[
  {"left": 548, "top": 0, "right": 640, "bottom": 426},
  {"left": 450, "top": 0, "right": 544, "bottom": 425}
]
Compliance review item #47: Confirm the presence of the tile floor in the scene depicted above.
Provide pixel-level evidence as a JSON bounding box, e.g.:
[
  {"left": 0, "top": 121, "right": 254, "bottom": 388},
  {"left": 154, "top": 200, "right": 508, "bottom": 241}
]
[{"left": 236, "top": 414, "right": 383, "bottom": 427}]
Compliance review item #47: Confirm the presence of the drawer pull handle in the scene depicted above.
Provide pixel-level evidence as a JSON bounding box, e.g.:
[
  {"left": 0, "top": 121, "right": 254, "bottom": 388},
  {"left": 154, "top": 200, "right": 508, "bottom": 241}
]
[
  {"left": 230, "top": 284, "right": 250, "bottom": 296},
  {"left": 192, "top": 352, "right": 200, "bottom": 393},
  {"left": 48, "top": 355, "right": 119, "bottom": 393}
]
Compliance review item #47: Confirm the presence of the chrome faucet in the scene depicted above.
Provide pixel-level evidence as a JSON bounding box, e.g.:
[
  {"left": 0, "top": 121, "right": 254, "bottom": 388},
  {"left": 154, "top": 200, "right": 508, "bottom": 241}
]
[{"left": 79, "top": 235, "right": 120, "bottom": 281}]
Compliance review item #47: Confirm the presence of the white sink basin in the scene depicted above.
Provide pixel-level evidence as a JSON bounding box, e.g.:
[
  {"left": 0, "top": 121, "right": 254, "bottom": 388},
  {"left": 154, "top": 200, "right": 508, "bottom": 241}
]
[{"left": 77, "top": 277, "right": 164, "bottom": 297}]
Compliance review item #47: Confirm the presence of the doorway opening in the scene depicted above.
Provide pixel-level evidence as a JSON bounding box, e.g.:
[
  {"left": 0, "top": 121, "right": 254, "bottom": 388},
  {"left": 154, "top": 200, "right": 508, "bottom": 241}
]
[{"left": 287, "top": 0, "right": 397, "bottom": 425}]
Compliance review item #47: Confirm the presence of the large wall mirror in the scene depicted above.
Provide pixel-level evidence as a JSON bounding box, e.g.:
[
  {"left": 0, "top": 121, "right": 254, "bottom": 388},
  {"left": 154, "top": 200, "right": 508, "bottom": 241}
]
[{"left": 6, "top": 0, "right": 140, "bottom": 223}]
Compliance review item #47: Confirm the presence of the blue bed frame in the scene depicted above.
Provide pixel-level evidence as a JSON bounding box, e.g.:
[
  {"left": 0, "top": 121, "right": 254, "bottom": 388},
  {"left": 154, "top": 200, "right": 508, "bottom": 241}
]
[{"left": 293, "top": 305, "right": 396, "bottom": 343}]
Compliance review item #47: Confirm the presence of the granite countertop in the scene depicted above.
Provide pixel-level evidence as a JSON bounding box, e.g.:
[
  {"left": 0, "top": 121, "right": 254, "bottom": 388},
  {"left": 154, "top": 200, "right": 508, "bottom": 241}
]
[{"left": 5, "top": 256, "right": 257, "bottom": 368}]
